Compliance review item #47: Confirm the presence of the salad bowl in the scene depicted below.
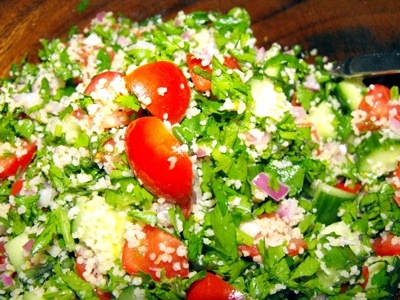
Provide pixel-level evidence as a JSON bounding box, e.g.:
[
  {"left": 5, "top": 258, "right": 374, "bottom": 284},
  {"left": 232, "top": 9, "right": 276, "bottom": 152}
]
[{"left": 1, "top": 0, "right": 400, "bottom": 78}]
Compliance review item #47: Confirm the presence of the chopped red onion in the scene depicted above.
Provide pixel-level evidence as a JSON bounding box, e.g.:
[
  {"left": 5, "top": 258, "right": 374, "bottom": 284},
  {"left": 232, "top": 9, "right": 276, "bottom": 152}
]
[
  {"left": 389, "top": 116, "right": 400, "bottom": 131},
  {"left": 196, "top": 148, "right": 208, "bottom": 158},
  {"left": 283, "top": 49, "right": 295, "bottom": 55},
  {"left": 96, "top": 12, "right": 106, "bottom": 22},
  {"left": 23, "top": 239, "right": 34, "bottom": 253},
  {"left": 304, "top": 74, "right": 320, "bottom": 91},
  {"left": 252, "top": 172, "right": 289, "bottom": 201},
  {"left": 276, "top": 199, "right": 297, "bottom": 222},
  {"left": 242, "top": 130, "right": 270, "bottom": 147},
  {"left": 256, "top": 47, "right": 266, "bottom": 63},
  {"left": 1, "top": 273, "right": 13, "bottom": 286},
  {"left": 291, "top": 106, "right": 307, "bottom": 123}
]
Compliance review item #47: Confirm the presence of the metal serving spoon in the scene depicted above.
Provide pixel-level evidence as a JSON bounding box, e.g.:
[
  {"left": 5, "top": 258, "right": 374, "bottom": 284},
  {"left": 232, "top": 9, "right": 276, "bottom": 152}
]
[{"left": 329, "top": 49, "right": 400, "bottom": 78}]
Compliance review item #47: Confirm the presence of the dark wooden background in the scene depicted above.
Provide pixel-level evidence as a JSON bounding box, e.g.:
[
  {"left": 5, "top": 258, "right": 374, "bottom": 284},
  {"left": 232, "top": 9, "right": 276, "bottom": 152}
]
[{"left": 1, "top": 0, "right": 400, "bottom": 78}]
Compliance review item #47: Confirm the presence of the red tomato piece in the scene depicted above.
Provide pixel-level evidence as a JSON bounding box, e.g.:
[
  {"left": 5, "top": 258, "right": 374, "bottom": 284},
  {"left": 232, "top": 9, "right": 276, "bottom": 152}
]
[
  {"left": 124, "top": 61, "right": 190, "bottom": 124},
  {"left": 355, "top": 84, "right": 399, "bottom": 132},
  {"left": 359, "top": 265, "right": 369, "bottom": 290},
  {"left": 125, "top": 116, "right": 193, "bottom": 206},
  {"left": 0, "top": 241, "right": 7, "bottom": 266},
  {"left": 186, "top": 272, "right": 245, "bottom": 300},
  {"left": 334, "top": 181, "right": 362, "bottom": 194},
  {"left": 0, "top": 140, "right": 36, "bottom": 180},
  {"left": 122, "top": 225, "right": 189, "bottom": 281},
  {"left": 75, "top": 257, "right": 112, "bottom": 300},
  {"left": 372, "top": 233, "right": 400, "bottom": 256},
  {"left": 223, "top": 56, "right": 240, "bottom": 70},
  {"left": 186, "top": 54, "right": 212, "bottom": 93},
  {"left": 84, "top": 71, "right": 124, "bottom": 95},
  {"left": 286, "top": 238, "right": 307, "bottom": 257},
  {"left": 11, "top": 179, "right": 25, "bottom": 196}
]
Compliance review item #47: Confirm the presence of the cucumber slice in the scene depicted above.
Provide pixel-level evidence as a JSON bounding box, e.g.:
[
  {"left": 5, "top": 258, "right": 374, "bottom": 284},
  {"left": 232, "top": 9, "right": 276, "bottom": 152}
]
[
  {"left": 355, "top": 131, "right": 400, "bottom": 175},
  {"left": 4, "top": 232, "right": 30, "bottom": 270},
  {"left": 319, "top": 221, "right": 369, "bottom": 257},
  {"left": 62, "top": 115, "right": 82, "bottom": 144},
  {"left": 364, "top": 256, "right": 400, "bottom": 294},
  {"left": 307, "top": 101, "right": 338, "bottom": 140},
  {"left": 264, "top": 65, "right": 281, "bottom": 77},
  {"left": 313, "top": 182, "right": 356, "bottom": 225},
  {"left": 336, "top": 78, "right": 365, "bottom": 110}
]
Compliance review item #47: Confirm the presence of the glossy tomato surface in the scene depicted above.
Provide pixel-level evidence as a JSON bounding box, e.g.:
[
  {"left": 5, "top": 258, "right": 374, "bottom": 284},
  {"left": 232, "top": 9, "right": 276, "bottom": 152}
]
[
  {"left": 125, "top": 61, "right": 190, "bottom": 124},
  {"left": 122, "top": 225, "right": 189, "bottom": 281},
  {"left": 186, "top": 54, "right": 212, "bottom": 93},
  {"left": 125, "top": 116, "right": 193, "bottom": 205},
  {"left": 356, "top": 84, "right": 399, "bottom": 132},
  {"left": 0, "top": 141, "right": 36, "bottom": 180},
  {"left": 83, "top": 71, "right": 124, "bottom": 94},
  {"left": 186, "top": 272, "right": 245, "bottom": 300},
  {"left": 372, "top": 233, "right": 400, "bottom": 256}
]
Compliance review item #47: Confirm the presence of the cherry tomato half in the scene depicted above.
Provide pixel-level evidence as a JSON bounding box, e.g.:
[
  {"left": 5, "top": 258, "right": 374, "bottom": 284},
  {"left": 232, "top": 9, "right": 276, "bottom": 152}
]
[
  {"left": 186, "top": 272, "right": 245, "bottom": 300},
  {"left": 125, "top": 116, "right": 193, "bottom": 206},
  {"left": 125, "top": 61, "right": 190, "bottom": 124},
  {"left": 334, "top": 181, "right": 362, "bottom": 194},
  {"left": 355, "top": 84, "right": 400, "bottom": 132},
  {"left": 186, "top": 54, "right": 212, "bottom": 93},
  {"left": 372, "top": 233, "right": 400, "bottom": 256},
  {"left": 0, "top": 140, "right": 36, "bottom": 180},
  {"left": 122, "top": 225, "right": 189, "bottom": 281},
  {"left": 84, "top": 71, "right": 125, "bottom": 95}
]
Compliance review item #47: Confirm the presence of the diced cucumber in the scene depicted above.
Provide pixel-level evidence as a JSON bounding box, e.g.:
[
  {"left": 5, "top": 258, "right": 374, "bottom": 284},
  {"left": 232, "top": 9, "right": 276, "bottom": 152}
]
[
  {"left": 72, "top": 195, "right": 128, "bottom": 259},
  {"left": 62, "top": 115, "right": 82, "bottom": 144},
  {"left": 264, "top": 65, "right": 281, "bottom": 77},
  {"left": 336, "top": 78, "right": 365, "bottom": 110},
  {"left": 24, "top": 292, "right": 44, "bottom": 300},
  {"left": 307, "top": 101, "right": 338, "bottom": 140},
  {"left": 313, "top": 235, "right": 360, "bottom": 291},
  {"left": 4, "top": 232, "right": 30, "bottom": 270},
  {"left": 313, "top": 182, "right": 356, "bottom": 225},
  {"left": 363, "top": 256, "right": 400, "bottom": 295},
  {"left": 319, "top": 221, "right": 369, "bottom": 257},
  {"left": 355, "top": 131, "right": 400, "bottom": 176}
]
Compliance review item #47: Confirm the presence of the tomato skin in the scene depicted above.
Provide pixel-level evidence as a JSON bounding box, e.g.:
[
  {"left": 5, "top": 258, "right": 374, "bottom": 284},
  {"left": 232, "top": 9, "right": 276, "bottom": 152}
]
[
  {"left": 122, "top": 225, "right": 189, "bottom": 281},
  {"left": 334, "top": 181, "right": 362, "bottom": 194},
  {"left": 84, "top": 71, "right": 124, "bottom": 94},
  {"left": 11, "top": 179, "right": 25, "bottom": 196},
  {"left": 125, "top": 116, "right": 193, "bottom": 206},
  {"left": 0, "top": 140, "right": 36, "bottom": 180},
  {"left": 223, "top": 56, "right": 240, "bottom": 70},
  {"left": 0, "top": 241, "right": 7, "bottom": 266},
  {"left": 359, "top": 265, "right": 369, "bottom": 290},
  {"left": 186, "top": 272, "right": 245, "bottom": 300},
  {"left": 186, "top": 54, "right": 212, "bottom": 93},
  {"left": 372, "top": 233, "right": 400, "bottom": 256},
  {"left": 286, "top": 238, "right": 307, "bottom": 257},
  {"left": 355, "top": 84, "right": 399, "bottom": 132},
  {"left": 124, "top": 61, "right": 190, "bottom": 124}
]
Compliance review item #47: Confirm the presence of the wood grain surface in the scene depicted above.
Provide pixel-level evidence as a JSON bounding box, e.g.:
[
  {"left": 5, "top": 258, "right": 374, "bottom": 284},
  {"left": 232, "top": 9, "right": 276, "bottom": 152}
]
[{"left": 0, "top": 0, "right": 400, "bottom": 78}]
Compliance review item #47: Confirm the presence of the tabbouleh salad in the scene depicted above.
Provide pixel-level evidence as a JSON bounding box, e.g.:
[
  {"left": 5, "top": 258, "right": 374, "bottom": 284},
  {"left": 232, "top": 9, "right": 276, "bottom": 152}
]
[{"left": 1, "top": 6, "right": 400, "bottom": 300}]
